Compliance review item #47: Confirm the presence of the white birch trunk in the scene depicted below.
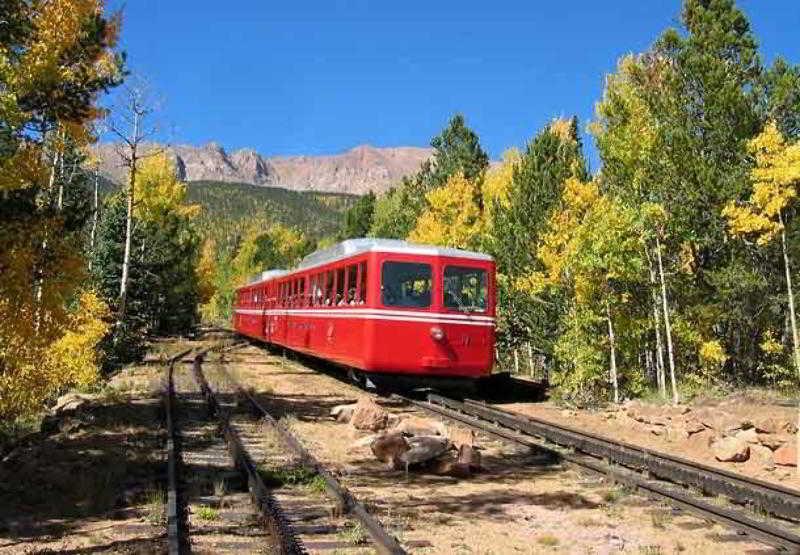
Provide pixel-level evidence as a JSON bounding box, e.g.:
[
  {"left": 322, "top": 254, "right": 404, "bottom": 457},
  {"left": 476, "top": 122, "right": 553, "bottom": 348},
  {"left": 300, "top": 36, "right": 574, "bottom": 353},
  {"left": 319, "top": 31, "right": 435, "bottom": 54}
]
[
  {"left": 606, "top": 300, "right": 619, "bottom": 404},
  {"left": 89, "top": 169, "right": 99, "bottom": 270},
  {"left": 647, "top": 249, "right": 667, "bottom": 398},
  {"left": 117, "top": 113, "right": 139, "bottom": 326},
  {"left": 777, "top": 213, "right": 800, "bottom": 478},
  {"left": 656, "top": 235, "right": 679, "bottom": 405}
]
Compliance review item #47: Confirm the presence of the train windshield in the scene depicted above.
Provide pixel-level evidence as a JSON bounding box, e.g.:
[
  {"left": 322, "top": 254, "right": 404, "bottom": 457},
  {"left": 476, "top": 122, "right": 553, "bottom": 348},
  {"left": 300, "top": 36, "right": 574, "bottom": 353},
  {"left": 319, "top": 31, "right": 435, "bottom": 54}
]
[
  {"left": 381, "top": 262, "right": 432, "bottom": 308},
  {"left": 444, "top": 266, "right": 487, "bottom": 312}
]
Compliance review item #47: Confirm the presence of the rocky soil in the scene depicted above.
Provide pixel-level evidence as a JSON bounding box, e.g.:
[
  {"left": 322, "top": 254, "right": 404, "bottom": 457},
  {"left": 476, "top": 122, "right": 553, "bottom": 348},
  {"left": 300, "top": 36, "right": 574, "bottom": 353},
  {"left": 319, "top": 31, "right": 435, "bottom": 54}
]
[{"left": 507, "top": 396, "right": 800, "bottom": 487}]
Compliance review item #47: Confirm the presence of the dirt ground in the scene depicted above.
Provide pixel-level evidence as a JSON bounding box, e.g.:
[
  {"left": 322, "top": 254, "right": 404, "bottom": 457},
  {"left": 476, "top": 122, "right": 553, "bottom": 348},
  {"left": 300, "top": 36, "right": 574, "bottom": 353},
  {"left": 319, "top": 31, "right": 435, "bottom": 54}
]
[
  {"left": 0, "top": 339, "right": 199, "bottom": 554},
  {"left": 1, "top": 335, "right": 793, "bottom": 554},
  {"left": 218, "top": 343, "right": 776, "bottom": 554}
]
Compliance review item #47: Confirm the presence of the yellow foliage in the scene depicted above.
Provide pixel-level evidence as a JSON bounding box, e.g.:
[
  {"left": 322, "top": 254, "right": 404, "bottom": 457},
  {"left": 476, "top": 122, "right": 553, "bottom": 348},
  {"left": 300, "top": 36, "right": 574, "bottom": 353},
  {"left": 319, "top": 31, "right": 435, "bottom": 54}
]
[
  {"left": 481, "top": 148, "right": 520, "bottom": 215},
  {"left": 699, "top": 340, "right": 728, "bottom": 368},
  {"left": 677, "top": 242, "right": 696, "bottom": 274},
  {"left": 549, "top": 118, "right": 574, "bottom": 144},
  {"left": 538, "top": 177, "right": 601, "bottom": 285},
  {"left": 408, "top": 172, "right": 483, "bottom": 250},
  {"left": 724, "top": 122, "right": 800, "bottom": 245},
  {"left": 589, "top": 55, "right": 659, "bottom": 196},
  {"left": 196, "top": 238, "right": 217, "bottom": 305},
  {"left": 0, "top": 288, "right": 109, "bottom": 419},
  {"left": 134, "top": 153, "right": 200, "bottom": 222},
  {"left": 47, "top": 291, "right": 110, "bottom": 388},
  {"left": 760, "top": 330, "right": 784, "bottom": 356},
  {"left": 13, "top": 0, "right": 120, "bottom": 96}
]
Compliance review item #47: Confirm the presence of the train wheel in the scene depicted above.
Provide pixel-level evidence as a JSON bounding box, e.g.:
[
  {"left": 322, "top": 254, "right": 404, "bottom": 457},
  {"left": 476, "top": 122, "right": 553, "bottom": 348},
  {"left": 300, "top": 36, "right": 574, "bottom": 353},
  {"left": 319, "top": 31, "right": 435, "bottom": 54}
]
[{"left": 347, "top": 369, "right": 365, "bottom": 388}]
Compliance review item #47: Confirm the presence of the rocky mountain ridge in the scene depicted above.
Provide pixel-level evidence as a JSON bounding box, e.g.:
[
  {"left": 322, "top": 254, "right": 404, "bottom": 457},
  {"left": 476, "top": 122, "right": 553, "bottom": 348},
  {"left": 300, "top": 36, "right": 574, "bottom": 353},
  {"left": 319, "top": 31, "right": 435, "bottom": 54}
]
[{"left": 92, "top": 142, "right": 432, "bottom": 195}]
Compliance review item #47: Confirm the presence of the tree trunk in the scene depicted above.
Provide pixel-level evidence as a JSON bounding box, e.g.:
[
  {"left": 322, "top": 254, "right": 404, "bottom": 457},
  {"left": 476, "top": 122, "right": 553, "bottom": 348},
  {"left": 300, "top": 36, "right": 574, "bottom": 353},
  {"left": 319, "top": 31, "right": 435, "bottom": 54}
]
[
  {"left": 118, "top": 112, "right": 140, "bottom": 326},
  {"left": 647, "top": 249, "right": 667, "bottom": 398},
  {"left": 777, "top": 213, "right": 800, "bottom": 479},
  {"left": 89, "top": 169, "right": 99, "bottom": 271},
  {"left": 780, "top": 214, "right": 800, "bottom": 376},
  {"left": 606, "top": 300, "right": 619, "bottom": 404},
  {"left": 118, "top": 156, "right": 135, "bottom": 323},
  {"left": 56, "top": 143, "right": 65, "bottom": 210},
  {"left": 656, "top": 235, "right": 679, "bottom": 405}
]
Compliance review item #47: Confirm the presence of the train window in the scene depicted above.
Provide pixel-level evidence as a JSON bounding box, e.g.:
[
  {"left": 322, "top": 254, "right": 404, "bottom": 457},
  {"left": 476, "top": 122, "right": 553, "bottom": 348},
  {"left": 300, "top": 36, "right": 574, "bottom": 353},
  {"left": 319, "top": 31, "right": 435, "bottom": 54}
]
[
  {"left": 444, "top": 266, "right": 488, "bottom": 312},
  {"left": 298, "top": 278, "right": 306, "bottom": 307},
  {"left": 343, "top": 264, "right": 356, "bottom": 305},
  {"left": 381, "top": 262, "right": 431, "bottom": 308},
  {"left": 323, "top": 270, "right": 333, "bottom": 306},
  {"left": 335, "top": 267, "right": 346, "bottom": 306},
  {"left": 357, "top": 262, "right": 367, "bottom": 304}
]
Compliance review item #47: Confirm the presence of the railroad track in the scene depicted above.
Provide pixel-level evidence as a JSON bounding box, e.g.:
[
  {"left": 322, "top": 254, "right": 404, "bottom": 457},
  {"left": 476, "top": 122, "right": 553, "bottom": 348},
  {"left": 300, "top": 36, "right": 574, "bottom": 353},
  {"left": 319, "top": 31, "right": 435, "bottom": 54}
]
[
  {"left": 165, "top": 346, "right": 302, "bottom": 554},
  {"left": 408, "top": 393, "right": 800, "bottom": 552},
  {"left": 165, "top": 342, "right": 406, "bottom": 554},
  {"left": 209, "top": 351, "right": 406, "bottom": 554}
]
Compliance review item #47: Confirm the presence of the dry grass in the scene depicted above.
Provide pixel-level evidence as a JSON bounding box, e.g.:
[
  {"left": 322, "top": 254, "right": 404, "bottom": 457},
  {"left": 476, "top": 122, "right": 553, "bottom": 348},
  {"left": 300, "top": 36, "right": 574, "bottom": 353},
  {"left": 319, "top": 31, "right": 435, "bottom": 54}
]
[
  {"left": 144, "top": 488, "right": 166, "bottom": 525},
  {"left": 195, "top": 505, "right": 219, "bottom": 520},
  {"left": 337, "top": 521, "right": 368, "bottom": 545},
  {"left": 537, "top": 533, "right": 560, "bottom": 548}
]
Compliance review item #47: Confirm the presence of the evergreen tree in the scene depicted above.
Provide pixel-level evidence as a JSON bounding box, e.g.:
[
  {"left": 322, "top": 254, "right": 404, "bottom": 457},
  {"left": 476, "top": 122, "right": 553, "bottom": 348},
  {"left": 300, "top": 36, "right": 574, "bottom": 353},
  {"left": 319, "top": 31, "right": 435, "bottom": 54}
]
[
  {"left": 369, "top": 113, "right": 488, "bottom": 239},
  {"left": 419, "top": 113, "right": 489, "bottom": 190},
  {"left": 340, "top": 191, "right": 375, "bottom": 239}
]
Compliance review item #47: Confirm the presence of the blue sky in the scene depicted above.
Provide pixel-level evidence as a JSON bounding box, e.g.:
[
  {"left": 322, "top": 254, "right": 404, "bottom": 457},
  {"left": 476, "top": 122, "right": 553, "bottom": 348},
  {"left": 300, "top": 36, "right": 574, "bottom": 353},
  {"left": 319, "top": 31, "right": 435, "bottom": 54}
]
[{"left": 109, "top": 1, "right": 800, "bottom": 170}]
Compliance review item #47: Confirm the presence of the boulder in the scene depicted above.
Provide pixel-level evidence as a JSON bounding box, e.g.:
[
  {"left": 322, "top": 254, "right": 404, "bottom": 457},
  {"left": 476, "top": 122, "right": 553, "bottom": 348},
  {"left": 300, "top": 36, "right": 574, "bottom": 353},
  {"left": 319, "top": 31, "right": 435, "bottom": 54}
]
[
  {"left": 782, "top": 420, "right": 799, "bottom": 435},
  {"left": 52, "top": 392, "right": 97, "bottom": 414},
  {"left": 750, "top": 444, "right": 775, "bottom": 469},
  {"left": 666, "top": 424, "right": 689, "bottom": 442},
  {"left": 735, "top": 428, "right": 760, "bottom": 445},
  {"left": 774, "top": 443, "right": 797, "bottom": 467},
  {"left": 330, "top": 403, "right": 357, "bottom": 423},
  {"left": 687, "top": 428, "right": 716, "bottom": 450},
  {"left": 713, "top": 437, "right": 749, "bottom": 462},
  {"left": 456, "top": 444, "right": 482, "bottom": 471},
  {"left": 397, "top": 436, "right": 451, "bottom": 469},
  {"left": 391, "top": 416, "right": 446, "bottom": 437},
  {"left": 683, "top": 418, "right": 706, "bottom": 435},
  {"left": 348, "top": 434, "right": 378, "bottom": 452},
  {"left": 754, "top": 417, "right": 781, "bottom": 435},
  {"left": 370, "top": 432, "right": 409, "bottom": 465},
  {"left": 349, "top": 399, "right": 388, "bottom": 431},
  {"left": 447, "top": 427, "right": 476, "bottom": 448},
  {"left": 626, "top": 404, "right": 669, "bottom": 427},
  {"left": 695, "top": 409, "right": 743, "bottom": 434},
  {"left": 759, "top": 434, "right": 789, "bottom": 451}
]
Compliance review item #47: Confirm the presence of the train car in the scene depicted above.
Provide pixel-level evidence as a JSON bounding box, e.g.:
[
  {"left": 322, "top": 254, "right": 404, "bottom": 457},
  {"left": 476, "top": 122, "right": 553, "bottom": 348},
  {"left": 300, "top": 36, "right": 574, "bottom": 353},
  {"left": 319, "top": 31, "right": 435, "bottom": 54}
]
[{"left": 233, "top": 238, "right": 496, "bottom": 387}]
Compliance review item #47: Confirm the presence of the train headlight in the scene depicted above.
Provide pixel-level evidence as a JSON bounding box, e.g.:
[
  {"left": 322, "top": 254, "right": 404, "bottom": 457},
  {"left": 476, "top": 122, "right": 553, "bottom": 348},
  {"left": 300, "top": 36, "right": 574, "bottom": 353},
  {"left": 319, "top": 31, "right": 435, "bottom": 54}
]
[{"left": 430, "top": 326, "right": 445, "bottom": 341}]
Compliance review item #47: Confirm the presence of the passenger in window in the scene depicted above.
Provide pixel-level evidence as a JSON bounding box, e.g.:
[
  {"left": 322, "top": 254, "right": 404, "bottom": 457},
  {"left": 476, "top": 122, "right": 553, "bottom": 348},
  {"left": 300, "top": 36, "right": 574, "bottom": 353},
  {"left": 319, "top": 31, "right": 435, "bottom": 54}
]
[{"left": 347, "top": 287, "right": 356, "bottom": 305}]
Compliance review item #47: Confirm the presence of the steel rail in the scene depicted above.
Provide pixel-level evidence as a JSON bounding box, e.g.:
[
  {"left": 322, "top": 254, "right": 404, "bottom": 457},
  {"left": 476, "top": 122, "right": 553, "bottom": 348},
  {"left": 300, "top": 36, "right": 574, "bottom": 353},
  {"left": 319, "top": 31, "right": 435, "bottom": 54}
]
[
  {"left": 163, "top": 347, "right": 195, "bottom": 555},
  {"left": 213, "top": 358, "right": 407, "bottom": 555},
  {"left": 190, "top": 353, "right": 306, "bottom": 554},
  {"left": 411, "top": 394, "right": 800, "bottom": 552},
  {"left": 454, "top": 396, "right": 800, "bottom": 520}
]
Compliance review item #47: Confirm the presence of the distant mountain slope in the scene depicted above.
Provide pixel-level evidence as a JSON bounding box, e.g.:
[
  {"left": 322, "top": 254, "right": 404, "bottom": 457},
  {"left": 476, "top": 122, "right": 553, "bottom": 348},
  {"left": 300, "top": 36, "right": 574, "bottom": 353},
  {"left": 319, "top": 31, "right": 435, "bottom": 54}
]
[
  {"left": 93, "top": 142, "right": 431, "bottom": 195},
  {"left": 186, "top": 181, "right": 355, "bottom": 248}
]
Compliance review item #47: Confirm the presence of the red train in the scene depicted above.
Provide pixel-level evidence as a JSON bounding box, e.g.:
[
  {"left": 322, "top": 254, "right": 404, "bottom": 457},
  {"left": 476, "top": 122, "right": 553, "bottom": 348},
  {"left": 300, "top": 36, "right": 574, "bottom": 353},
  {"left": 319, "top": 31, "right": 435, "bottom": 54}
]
[{"left": 233, "top": 239, "right": 496, "bottom": 388}]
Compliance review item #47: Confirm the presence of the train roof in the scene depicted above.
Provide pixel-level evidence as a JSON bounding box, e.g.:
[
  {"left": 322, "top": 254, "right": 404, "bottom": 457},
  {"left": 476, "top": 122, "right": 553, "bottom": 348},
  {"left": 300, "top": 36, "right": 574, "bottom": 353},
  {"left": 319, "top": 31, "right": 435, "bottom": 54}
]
[
  {"left": 297, "top": 238, "right": 493, "bottom": 270},
  {"left": 246, "top": 268, "right": 288, "bottom": 285}
]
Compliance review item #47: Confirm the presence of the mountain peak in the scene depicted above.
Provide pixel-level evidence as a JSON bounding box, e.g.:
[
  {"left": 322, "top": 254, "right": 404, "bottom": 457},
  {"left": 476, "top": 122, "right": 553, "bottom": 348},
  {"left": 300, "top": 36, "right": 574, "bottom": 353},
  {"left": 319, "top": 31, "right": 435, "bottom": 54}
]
[{"left": 92, "top": 143, "right": 432, "bottom": 195}]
